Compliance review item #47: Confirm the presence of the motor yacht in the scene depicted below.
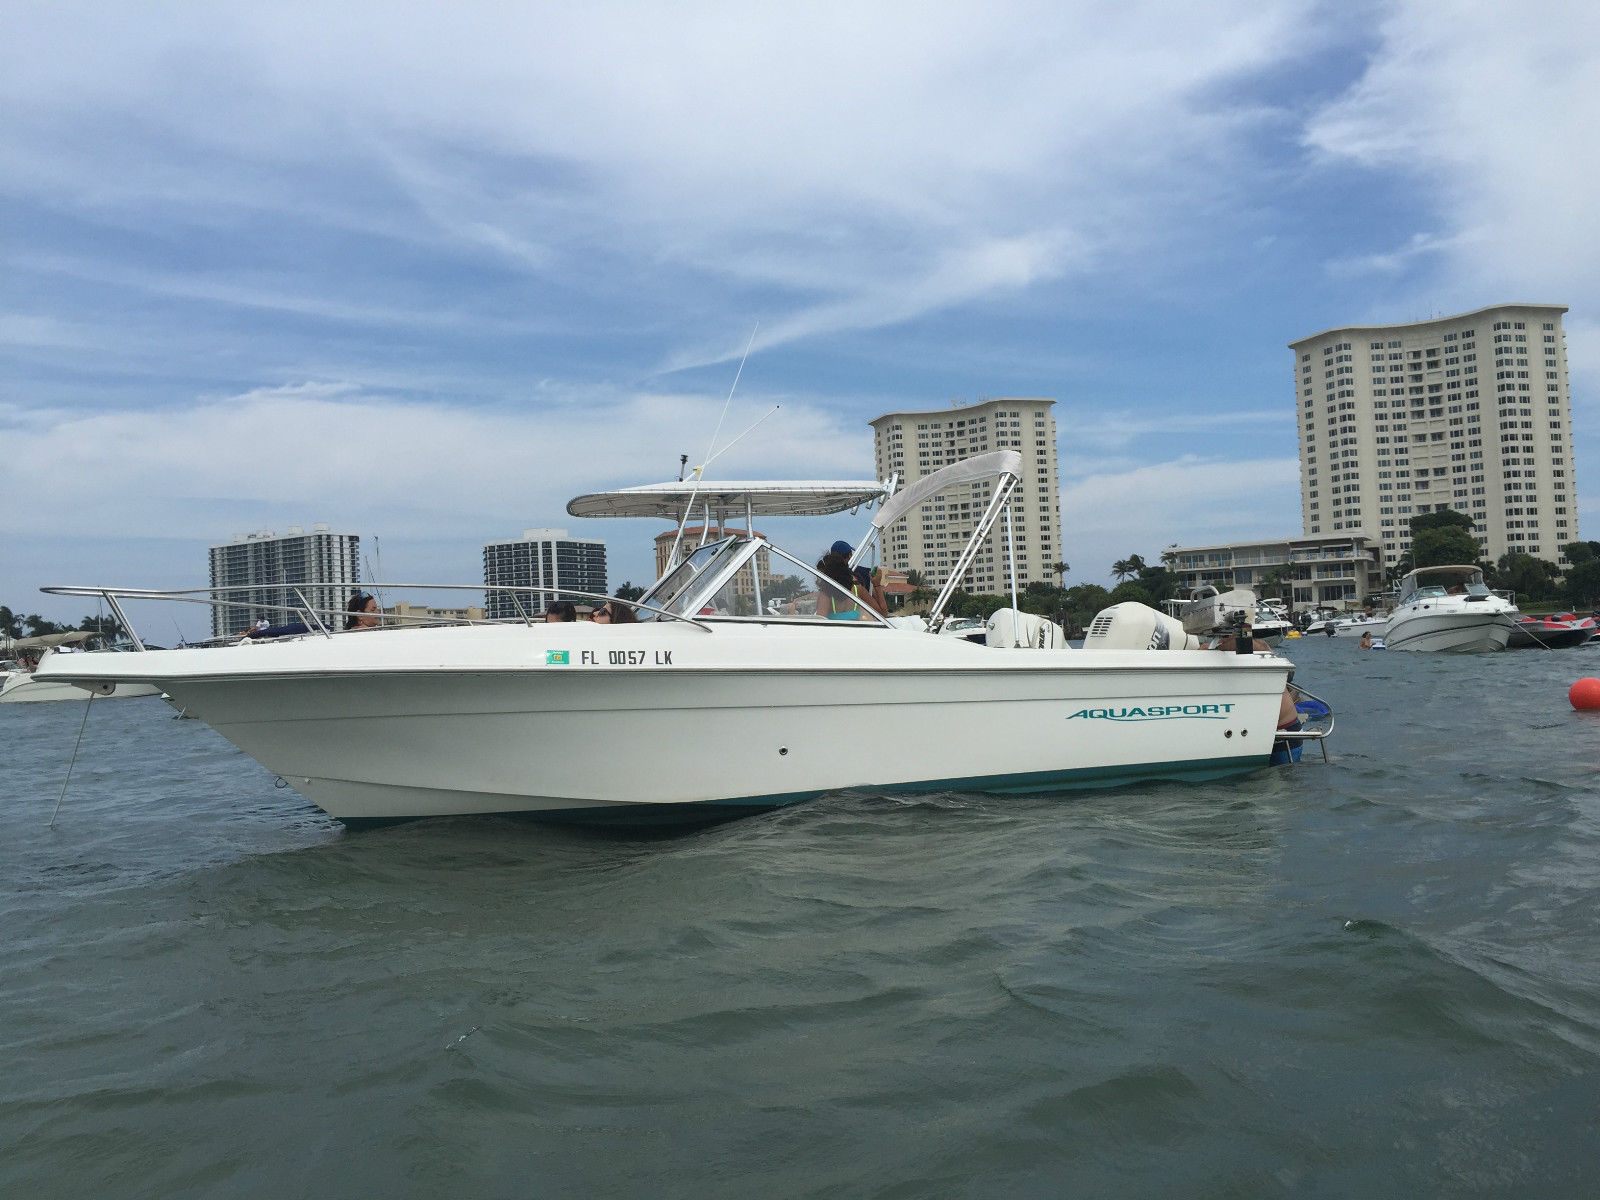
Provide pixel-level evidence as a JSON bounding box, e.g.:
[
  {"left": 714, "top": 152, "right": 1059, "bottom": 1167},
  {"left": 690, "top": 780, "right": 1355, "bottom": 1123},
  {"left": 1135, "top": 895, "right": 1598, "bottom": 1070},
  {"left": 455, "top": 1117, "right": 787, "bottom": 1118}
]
[
  {"left": 34, "top": 453, "right": 1316, "bottom": 825},
  {"left": 1383, "top": 565, "right": 1516, "bottom": 653}
]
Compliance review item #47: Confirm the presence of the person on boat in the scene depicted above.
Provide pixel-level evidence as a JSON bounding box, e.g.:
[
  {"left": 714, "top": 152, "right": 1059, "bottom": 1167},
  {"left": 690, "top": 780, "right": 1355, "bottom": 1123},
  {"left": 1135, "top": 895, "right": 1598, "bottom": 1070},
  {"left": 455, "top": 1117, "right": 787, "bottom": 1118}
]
[
  {"left": 852, "top": 565, "right": 887, "bottom": 616},
  {"left": 592, "top": 602, "right": 637, "bottom": 624},
  {"left": 545, "top": 602, "right": 577, "bottom": 622},
  {"left": 816, "top": 552, "right": 863, "bottom": 619},
  {"left": 344, "top": 591, "right": 380, "bottom": 631},
  {"left": 1359, "top": 631, "right": 1372, "bottom": 650}
]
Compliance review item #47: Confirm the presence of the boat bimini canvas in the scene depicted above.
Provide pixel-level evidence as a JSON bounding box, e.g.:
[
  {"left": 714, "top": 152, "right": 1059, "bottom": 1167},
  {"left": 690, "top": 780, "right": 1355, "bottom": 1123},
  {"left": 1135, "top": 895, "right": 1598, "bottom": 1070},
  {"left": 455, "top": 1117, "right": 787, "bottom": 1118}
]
[{"left": 35, "top": 452, "right": 1317, "bottom": 826}]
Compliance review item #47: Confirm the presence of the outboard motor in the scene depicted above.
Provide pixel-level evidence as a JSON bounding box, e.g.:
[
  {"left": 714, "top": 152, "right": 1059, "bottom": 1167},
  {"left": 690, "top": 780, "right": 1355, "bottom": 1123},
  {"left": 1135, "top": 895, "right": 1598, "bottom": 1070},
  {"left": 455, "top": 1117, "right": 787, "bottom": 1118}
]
[
  {"left": 984, "top": 608, "right": 1070, "bottom": 649},
  {"left": 1082, "top": 602, "right": 1202, "bottom": 651}
]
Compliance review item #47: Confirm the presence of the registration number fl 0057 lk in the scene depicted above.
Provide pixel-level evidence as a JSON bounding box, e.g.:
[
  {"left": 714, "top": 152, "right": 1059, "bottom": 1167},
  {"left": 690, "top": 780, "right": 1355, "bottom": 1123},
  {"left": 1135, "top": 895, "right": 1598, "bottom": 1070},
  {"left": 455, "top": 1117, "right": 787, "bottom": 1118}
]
[{"left": 577, "top": 650, "right": 673, "bottom": 666}]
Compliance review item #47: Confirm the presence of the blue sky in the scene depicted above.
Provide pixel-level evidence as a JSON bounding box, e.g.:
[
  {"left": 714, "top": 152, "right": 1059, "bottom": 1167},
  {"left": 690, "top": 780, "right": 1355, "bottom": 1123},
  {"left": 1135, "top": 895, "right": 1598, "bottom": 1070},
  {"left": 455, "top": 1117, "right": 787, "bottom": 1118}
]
[{"left": 5, "top": 1, "right": 1600, "bottom": 635}]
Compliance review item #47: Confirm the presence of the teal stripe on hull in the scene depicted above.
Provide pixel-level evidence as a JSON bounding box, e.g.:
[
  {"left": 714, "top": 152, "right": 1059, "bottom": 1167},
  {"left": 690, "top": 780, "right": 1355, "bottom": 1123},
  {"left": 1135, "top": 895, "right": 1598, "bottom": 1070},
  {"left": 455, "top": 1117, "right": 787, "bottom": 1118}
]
[{"left": 336, "top": 754, "right": 1271, "bottom": 829}]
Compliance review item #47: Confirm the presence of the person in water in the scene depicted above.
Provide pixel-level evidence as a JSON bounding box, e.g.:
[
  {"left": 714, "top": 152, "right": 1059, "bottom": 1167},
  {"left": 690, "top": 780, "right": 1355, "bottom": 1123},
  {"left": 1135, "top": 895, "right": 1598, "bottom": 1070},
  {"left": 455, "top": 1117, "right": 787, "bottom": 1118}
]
[{"left": 1359, "top": 631, "right": 1372, "bottom": 649}]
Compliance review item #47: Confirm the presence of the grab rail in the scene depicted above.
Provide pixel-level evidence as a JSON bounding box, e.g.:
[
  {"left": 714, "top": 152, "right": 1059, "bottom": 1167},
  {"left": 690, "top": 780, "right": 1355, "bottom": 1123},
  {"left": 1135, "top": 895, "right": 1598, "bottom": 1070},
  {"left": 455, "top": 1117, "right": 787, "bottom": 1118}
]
[{"left": 39, "top": 582, "right": 714, "bottom": 648}]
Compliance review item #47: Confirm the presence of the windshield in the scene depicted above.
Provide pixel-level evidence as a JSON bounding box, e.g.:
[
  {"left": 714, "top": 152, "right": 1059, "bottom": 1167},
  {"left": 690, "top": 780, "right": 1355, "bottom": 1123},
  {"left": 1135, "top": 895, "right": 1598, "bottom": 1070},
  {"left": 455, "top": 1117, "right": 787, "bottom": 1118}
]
[{"left": 636, "top": 538, "right": 742, "bottom": 620}]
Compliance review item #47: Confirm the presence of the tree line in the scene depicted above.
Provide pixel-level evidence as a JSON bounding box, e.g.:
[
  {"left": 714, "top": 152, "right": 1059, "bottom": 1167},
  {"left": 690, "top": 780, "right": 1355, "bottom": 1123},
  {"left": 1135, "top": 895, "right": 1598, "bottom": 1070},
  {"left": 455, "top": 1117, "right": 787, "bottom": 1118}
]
[
  {"left": 898, "top": 556, "right": 1185, "bottom": 635},
  {"left": 0, "top": 606, "right": 122, "bottom": 641}
]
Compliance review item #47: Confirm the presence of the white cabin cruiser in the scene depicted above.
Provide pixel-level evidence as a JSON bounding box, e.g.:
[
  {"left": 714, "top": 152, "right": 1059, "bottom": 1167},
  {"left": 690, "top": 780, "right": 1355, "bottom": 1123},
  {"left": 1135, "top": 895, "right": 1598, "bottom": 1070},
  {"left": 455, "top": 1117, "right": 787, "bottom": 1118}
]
[
  {"left": 35, "top": 454, "right": 1304, "bottom": 826},
  {"left": 1383, "top": 565, "right": 1515, "bottom": 653}
]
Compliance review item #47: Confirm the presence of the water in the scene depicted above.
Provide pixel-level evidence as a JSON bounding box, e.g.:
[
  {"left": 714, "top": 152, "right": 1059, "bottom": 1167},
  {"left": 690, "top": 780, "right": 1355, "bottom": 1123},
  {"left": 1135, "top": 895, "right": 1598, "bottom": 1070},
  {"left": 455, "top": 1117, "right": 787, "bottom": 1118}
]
[{"left": 4, "top": 639, "right": 1599, "bottom": 1198}]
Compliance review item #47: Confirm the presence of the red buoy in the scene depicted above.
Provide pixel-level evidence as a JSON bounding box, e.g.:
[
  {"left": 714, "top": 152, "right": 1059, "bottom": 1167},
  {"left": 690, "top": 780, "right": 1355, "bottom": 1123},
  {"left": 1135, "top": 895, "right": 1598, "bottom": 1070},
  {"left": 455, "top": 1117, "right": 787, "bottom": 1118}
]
[{"left": 1570, "top": 678, "right": 1600, "bottom": 711}]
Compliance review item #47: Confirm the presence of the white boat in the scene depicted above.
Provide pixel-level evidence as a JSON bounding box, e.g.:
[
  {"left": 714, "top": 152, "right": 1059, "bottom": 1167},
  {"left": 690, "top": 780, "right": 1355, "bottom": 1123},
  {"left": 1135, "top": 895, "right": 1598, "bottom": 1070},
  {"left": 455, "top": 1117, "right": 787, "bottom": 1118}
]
[
  {"left": 1250, "top": 599, "right": 1293, "bottom": 648},
  {"left": 1164, "top": 585, "right": 1289, "bottom": 649},
  {"left": 1329, "top": 613, "right": 1387, "bottom": 638},
  {"left": 1168, "top": 584, "right": 1256, "bottom": 638},
  {"left": 1, "top": 669, "right": 160, "bottom": 704},
  {"left": 0, "top": 636, "right": 162, "bottom": 704},
  {"left": 1383, "top": 565, "right": 1516, "bottom": 653},
  {"left": 35, "top": 453, "right": 1302, "bottom": 826},
  {"left": 938, "top": 616, "right": 988, "bottom": 642}
]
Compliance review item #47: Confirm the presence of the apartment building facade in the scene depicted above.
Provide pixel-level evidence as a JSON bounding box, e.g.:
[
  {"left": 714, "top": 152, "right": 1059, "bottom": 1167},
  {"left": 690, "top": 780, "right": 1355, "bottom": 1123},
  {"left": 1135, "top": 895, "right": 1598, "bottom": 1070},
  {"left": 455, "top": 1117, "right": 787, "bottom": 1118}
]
[
  {"left": 1290, "top": 303, "right": 1579, "bottom": 570},
  {"left": 207, "top": 524, "right": 360, "bottom": 638},
  {"left": 868, "top": 397, "right": 1062, "bottom": 592},
  {"left": 1167, "top": 532, "right": 1385, "bottom": 612},
  {"left": 482, "top": 528, "right": 607, "bottom": 619}
]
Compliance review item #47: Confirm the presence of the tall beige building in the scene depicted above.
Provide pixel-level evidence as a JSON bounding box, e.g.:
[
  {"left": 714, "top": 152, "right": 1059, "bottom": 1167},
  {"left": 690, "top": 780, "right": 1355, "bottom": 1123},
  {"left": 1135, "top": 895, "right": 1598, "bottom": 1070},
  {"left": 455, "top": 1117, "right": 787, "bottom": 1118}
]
[
  {"left": 1290, "top": 303, "right": 1579, "bottom": 571},
  {"left": 869, "top": 397, "right": 1062, "bottom": 592}
]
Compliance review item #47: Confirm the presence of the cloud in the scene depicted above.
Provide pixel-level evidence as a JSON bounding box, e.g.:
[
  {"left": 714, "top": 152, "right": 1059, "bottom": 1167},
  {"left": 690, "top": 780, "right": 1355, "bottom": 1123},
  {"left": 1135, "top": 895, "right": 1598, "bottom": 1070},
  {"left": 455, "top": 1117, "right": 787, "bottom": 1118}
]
[
  {"left": 1322, "top": 229, "right": 1485, "bottom": 280},
  {"left": 1057, "top": 455, "right": 1301, "bottom": 584},
  {"left": 1305, "top": 4, "right": 1600, "bottom": 300},
  {"left": 1, "top": 2, "right": 1315, "bottom": 361},
  {"left": 0, "top": 384, "right": 870, "bottom": 550}
]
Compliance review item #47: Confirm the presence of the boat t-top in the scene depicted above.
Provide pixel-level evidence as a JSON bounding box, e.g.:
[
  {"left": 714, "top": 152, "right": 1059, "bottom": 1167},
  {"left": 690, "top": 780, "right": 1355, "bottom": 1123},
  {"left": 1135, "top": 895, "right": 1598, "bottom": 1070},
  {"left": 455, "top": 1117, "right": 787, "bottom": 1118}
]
[
  {"left": 1383, "top": 564, "right": 1516, "bottom": 653},
  {"left": 35, "top": 451, "right": 1328, "bottom": 826}
]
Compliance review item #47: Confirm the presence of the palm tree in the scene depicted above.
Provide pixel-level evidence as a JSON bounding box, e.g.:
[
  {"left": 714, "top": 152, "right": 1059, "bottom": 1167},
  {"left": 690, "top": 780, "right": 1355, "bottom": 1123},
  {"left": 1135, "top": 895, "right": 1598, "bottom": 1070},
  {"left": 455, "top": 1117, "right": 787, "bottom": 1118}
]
[
  {"left": 1051, "top": 561, "right": 1069, "bottom": 587},
  {"left": 904, "top": 569, "right": 924, "bottom": 588},
  {"left": 1110, "top": 558, "right": 1134, "bottom": 583},
  {"left": 1125, "top": 553, "right": 1146, "bottom": 576}
]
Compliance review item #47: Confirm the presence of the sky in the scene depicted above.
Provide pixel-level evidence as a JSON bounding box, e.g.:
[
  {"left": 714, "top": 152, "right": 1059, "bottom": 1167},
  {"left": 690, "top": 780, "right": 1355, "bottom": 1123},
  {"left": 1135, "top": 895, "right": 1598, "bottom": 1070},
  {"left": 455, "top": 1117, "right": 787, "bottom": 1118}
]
[{"left": 5, "top": 0, "right": 1600, "bottom": 635}]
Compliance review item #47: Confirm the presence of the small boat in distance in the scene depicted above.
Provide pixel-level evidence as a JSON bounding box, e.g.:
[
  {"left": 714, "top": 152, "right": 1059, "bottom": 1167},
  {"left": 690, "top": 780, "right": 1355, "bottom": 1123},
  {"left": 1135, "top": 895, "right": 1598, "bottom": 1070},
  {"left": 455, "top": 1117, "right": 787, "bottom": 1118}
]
[{"left": 1383, "top": 565, "right": 1516, "bottom": 653}]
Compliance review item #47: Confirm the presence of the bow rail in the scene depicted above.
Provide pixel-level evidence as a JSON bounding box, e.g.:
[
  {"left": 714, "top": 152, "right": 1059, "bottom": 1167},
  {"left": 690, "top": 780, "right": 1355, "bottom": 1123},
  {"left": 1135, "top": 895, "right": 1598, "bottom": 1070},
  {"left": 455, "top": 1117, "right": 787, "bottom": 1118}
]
[{"left": 39, "top": 582, "right": 712, "bottom": 649}]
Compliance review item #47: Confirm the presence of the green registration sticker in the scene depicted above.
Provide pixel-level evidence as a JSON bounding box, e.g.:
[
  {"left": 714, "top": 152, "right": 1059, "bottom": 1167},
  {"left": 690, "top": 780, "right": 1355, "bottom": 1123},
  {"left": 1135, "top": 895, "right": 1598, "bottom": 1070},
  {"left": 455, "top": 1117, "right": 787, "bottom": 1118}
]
[{"left": 545, "top": 650, "right": 570, "bottom": 665}]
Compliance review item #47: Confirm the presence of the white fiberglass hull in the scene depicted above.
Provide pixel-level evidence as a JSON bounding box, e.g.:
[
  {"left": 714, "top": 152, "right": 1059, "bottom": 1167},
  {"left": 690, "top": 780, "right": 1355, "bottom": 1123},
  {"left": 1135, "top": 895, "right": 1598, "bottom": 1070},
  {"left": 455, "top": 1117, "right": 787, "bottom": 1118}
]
[
  {"left": 1384, "top": 607, "right": 1513, "bottom": 653},
  {"left": 0, "top": 672, "right": 160, "bottom": 704},
  {"left": 1329, "top": 617, "right": 1387, "bottom": 638},
  {"left": 36, "top": 623, "right": 1292, "bottom": 824}
]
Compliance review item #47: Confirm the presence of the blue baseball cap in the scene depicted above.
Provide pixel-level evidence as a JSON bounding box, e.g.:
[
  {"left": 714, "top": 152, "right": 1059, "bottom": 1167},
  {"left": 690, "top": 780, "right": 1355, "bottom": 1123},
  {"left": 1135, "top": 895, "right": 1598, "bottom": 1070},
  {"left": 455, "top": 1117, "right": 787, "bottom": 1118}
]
[{"left": 830, "top": 540, "right": 853, "bottom": 556}]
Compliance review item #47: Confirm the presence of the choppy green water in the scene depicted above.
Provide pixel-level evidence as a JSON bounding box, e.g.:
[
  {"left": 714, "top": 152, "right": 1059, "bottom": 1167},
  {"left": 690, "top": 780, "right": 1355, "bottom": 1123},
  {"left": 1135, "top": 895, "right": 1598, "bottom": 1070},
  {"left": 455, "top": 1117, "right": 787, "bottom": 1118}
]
[{"left": 4, "top": 637, "right": 1599, "bottom": 1198}]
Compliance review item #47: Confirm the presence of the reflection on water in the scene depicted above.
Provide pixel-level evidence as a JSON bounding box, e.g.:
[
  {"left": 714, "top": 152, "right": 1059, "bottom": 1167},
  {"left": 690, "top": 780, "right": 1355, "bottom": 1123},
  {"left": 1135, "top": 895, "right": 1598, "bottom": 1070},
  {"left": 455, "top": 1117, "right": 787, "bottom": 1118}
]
[{"left": 4, "top": 638, "right": 1600, "bottom": 1197}]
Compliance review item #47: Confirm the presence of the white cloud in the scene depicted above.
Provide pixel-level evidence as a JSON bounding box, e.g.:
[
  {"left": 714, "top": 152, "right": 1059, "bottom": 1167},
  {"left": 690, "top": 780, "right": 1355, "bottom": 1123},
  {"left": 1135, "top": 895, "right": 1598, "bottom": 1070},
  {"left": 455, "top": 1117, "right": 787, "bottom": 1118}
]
[
  {"left": 1305, "top": 4, "right": 1600, "bottom": 301},
  {"left": 1057, "top": 455, "right": 1301, "bottom": 585},
  {"left": 0, "top": 384, "right": 870, "bottom": 552},
  {"left": 1, "top": 2, "right": 1313, "bottom": 355}
]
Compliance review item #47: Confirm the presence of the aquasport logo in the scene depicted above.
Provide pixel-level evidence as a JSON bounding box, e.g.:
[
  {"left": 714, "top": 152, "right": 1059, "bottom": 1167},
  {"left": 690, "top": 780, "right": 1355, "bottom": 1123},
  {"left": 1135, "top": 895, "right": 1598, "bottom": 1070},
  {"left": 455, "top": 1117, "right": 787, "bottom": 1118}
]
[{"left": 1066, "top": 702, "right": 1236, "bottom": 722}]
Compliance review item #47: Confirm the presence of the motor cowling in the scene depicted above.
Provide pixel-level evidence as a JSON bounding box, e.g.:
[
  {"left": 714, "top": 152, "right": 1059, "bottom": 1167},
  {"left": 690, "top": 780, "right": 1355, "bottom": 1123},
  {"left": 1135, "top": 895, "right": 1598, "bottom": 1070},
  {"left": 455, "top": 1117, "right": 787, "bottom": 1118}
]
[
  {"left": 984, "top": 608, "right": 1070, "bottom": 649},
  {"left": 1082, "top": 602, "right": 1202, "bottom": 651}
]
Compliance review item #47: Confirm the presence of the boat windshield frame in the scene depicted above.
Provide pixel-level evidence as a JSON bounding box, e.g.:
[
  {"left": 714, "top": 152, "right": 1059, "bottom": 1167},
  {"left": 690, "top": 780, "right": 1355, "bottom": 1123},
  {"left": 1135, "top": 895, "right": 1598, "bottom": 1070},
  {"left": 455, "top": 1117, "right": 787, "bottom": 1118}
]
[
  {"left": 634, "top": 537, "right": 745, "bottom": 621},
  {"left": 634, "top": 535, "right": 888, "bottom": 626},
  {"left": 1398, "top": 565, "right": 1488, "bottom": 605}
]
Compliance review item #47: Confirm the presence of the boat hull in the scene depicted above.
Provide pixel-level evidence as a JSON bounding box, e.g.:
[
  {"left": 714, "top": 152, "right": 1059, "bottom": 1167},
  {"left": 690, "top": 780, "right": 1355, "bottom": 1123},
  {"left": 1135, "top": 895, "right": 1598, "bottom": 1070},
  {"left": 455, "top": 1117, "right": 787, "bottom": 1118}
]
[
  {"left": 0, "top": 673, "right": 161, "bottom": 704},
  {"left": 1384, "top": 609, "right": 1513, "bottom": 653},
  {"left": 1507, "top": 623, "right": 1592, "bottom": 650},
  {"left": 35, "top": 625, "right": 1292, "bottom": 824},
  {"left": 1330, "top": 618, "right": 1387, "bottom": 638}
]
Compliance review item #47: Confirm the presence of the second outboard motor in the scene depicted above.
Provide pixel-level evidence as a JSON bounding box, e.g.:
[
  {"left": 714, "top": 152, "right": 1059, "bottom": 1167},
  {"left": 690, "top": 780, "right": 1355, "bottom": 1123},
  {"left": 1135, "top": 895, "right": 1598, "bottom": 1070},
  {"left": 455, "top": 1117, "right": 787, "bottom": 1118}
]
[{"left": 1082, "top": 602, "right": 1202, "bottom": 651}]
